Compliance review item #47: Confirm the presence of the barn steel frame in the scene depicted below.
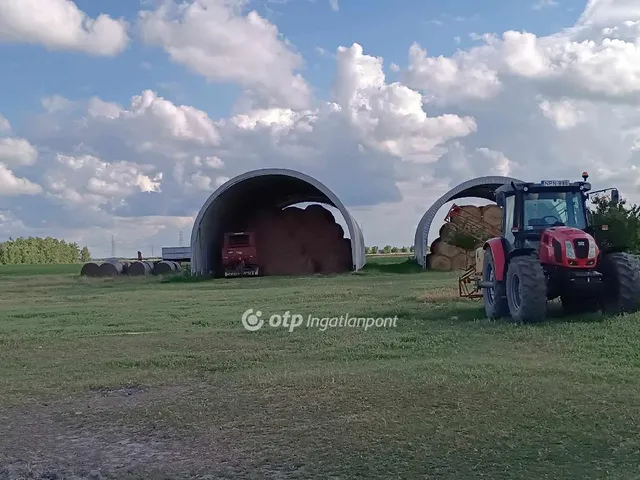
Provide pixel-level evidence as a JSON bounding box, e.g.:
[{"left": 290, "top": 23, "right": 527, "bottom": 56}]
[
  {"left": 191, "top": 168, "right": 366, "bottom": 276},
  {"left": 414, "top": 176, "right": 524, "bottom": 268}
]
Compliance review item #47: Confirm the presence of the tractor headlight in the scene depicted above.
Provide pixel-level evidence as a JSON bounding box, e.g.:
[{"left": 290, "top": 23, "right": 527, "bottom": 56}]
[
  {"left": 565, "top": 240, "right": 576, "bottom": 259},
  {"left": 588, "top": 239, "right": 597, "bottom": 258}
]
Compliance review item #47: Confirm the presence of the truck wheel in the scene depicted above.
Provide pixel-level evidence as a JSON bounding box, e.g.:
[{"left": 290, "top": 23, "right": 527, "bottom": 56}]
[
  {"left": 505, "top": 254, "right": 547, "bottom": 323},
  {"left": 482, "top": 248, "right": 508, "bottom": 319},
  {"left": 600, "top": 252, "right": 640, "bottom": 315}
]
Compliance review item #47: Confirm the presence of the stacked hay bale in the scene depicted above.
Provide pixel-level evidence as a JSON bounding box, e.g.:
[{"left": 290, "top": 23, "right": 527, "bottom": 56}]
[
  {"left": 426, "top": 204, "right": 502, "bottom": 272},
  {"left": 246, "top": 205, "right": 351, "bottom": 276},
  {"left": 479, "top": 204, "right": 502, "bottom": 231}
]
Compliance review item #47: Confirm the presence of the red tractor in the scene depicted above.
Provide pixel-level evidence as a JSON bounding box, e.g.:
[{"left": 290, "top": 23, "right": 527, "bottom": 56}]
[
  {"left": 478, "top": 173, "right": 640, "bottom": 323},
  {"left": 221, "top": 232, "right": 260, "bottom": 277}
]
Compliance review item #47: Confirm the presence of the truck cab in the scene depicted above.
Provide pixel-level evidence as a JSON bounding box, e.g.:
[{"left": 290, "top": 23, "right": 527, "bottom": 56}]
[{"left": 221, "top": 232, "right": 259, "bottom": 277}]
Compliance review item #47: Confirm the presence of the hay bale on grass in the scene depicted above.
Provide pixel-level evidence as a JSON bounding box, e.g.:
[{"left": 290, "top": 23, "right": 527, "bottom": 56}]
[
  {"left": 427, "top": 254, "right": 452, "bottom": 271},
  {"left": 80, "top": 262, "right": 101, "bottom": 277},
  {"left": 99, "top": 261, "right": 124, "bottom": 277},
  {"left": 153, "top": 261, "right": 180, "bottom": 275},
  {"left": 128, "top": 261, "right": 154, "bottom": 276}
]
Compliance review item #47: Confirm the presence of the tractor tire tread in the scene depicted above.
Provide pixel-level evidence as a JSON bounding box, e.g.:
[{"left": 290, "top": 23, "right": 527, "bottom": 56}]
[
  {"left": 483, "top": 248, "right": 508, "bottom": 319},
  {"left": 602, "top": 252, "right": 640, "bottom": 314},
  {"left": 506, "top": 254, "right": 547, "bottom": 323}
]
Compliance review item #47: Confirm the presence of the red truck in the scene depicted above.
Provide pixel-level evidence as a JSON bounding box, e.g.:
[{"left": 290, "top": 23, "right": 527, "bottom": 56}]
[{"left": 221, "top": 232, "right": 260, "bottom": 277}]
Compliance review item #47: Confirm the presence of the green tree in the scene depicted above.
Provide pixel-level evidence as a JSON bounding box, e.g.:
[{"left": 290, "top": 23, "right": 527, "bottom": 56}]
[
  {"left": 391, "top": 246, "right": 399, "bottom": 253},
  {"left": 589, "top": 194, "right": 640, "bottom": 252},
  {"left": 383, "top": 245, "right": 392, "bottom": 253},
  {"left": 0, "top": 237, "right": 89, "bottom": 265},
  {"left": 410, "top": 245, "right": 415, "bottom": 253},
  {"left": 80, "top": 246, "right": 91, "bottom": 262}
]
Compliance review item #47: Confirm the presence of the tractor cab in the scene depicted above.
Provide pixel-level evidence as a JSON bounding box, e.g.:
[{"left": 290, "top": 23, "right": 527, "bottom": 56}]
[{"left": 495, "top": 178, "right": 592, "bottom": 249}]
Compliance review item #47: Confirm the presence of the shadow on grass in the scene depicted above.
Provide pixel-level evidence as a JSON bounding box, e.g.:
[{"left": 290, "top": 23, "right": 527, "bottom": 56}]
[
  {"left": 161, "top": 273, "right": 214, "bottom": 283},
  {"left": 361, "top": 259, "right": 424, "bottom": 275}
]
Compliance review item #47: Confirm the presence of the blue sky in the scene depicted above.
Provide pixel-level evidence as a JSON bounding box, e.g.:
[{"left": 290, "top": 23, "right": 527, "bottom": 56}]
[
  {"left": 1, "top": 0, "right": 587, "bottom": 132},
  {"left": 3, "top": 0, "right": 639, "bottom": 257}
]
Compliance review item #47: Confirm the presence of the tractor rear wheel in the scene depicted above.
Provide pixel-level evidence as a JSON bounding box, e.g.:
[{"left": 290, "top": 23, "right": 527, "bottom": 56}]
[
  {"left": 505, "top": 254, "right": 547, "bottom": 323},
  {"left": 600, "top": 252, "right": 640, "bottom": 315},
  {"left": 482, "top": 248, "right": 508, "bottom": 319}
]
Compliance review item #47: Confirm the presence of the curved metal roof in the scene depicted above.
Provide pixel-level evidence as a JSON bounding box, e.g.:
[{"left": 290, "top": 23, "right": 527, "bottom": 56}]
[
  {"left": 191, "top": 168, "right": 366, "bottom": 275},
  {"left": 414, "top": 176, "right": 524, "bottom": 268}
]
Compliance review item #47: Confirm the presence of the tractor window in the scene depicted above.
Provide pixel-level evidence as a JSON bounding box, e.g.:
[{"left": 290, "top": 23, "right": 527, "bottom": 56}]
[
  {"left": 523, "top": 192, "right": 586, "bottom": 229},
  {"left": 228, "top": 234, "right": 250, "bottom": 247},
  {"left": 503, "top": 194, "right": 515, "bottom": 243}
]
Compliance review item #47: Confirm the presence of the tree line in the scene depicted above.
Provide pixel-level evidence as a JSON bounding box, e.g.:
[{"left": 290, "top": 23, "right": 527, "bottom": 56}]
[
  {"left": 366, "top": 246, "right": 415, "bottom": 254},
  {"left": 0, "top": 237, "right": 91, "bottom": 265}
]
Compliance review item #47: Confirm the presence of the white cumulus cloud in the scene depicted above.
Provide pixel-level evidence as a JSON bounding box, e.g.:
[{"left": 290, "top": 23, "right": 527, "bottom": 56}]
[
  {"left": 138, "top": 0, "right": 310, "bottom": 109},
  {"left": 0, "top": 0, "right": 129, "bottom": 55}
]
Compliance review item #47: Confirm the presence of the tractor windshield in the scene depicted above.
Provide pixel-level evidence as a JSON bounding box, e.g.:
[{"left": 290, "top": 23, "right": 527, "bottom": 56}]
[{"left": 523, "top": 190, "right": 587, "bottom": 230}]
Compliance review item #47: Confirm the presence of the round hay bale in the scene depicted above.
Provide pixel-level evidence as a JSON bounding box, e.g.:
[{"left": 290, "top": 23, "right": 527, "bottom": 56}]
[
  {"left": 439, "top": 223, "right": 456, "bottom": 242},
  {"left": 80, "top": 262, "right": 101, "bottom": 277},
  {"left": 427, "top": 254, "right": 452, "bottom": 271},
  {"left": 450, "top": 205, "right": 482, "bottom": 226},
  {"left": 481, "top": 204, "right": 502, "bottom": 228},
  {"left": 431, "top": 239, "right": 463, "bottom": 258},
  {"left": 99, "top": 261, "right": 123, "bottom": 277},
  {"left": 450, "top": 253, "right": 469, "bottom": 271},
  {"left": 153, "top": 260, "right": 178, "bottom": 275},
  {"left": 128, "top": 261, "right": 153, "bottom": 276},
  {"left": 304, "top": 204, "right": 335, "bottom": 224}
]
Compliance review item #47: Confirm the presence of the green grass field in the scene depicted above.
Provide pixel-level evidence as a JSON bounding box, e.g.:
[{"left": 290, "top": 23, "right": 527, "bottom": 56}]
[{"left": 2, "top": 257, "right": 640, "bottom": 479}]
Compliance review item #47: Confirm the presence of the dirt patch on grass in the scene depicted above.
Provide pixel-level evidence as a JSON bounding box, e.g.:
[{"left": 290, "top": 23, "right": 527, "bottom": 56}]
[{"left": 0, "top": 384, "right": 252, "bottom": 479}]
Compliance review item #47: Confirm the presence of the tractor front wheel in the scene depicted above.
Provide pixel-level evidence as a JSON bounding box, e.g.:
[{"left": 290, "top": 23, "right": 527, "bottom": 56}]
[
  {"left": 505, "top": 254, "right": 547, "bottom": 323},
  {"left": 600, "top": 252, "right": 640, "bottom": 315},
  {"left": 482, "top": 248, "right": 508, "bottom": 319}
]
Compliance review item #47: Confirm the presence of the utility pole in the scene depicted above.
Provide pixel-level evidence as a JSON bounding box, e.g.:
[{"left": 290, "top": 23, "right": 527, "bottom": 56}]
[
  {"left": 179, "top": 230, "right": 184, "bottom": 247},
  {"left": 111, "top": 235, "right": 116, "bottom": 258},
  {"left": 151, "top": 245, "right": 154, "bottom": 257}
]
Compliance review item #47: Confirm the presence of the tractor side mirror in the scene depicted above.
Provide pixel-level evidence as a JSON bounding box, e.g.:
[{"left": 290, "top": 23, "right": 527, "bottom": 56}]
[{"left": 611, "top": 189, "right": 620, "bottom": 205}]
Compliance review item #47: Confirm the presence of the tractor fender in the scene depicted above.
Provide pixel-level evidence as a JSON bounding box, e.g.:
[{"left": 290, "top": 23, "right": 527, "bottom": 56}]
[
  {"left": 599, "top": 245, "right": 628, "bottom": 255},
  {"left": 483, "top": 238, "right": 508, "bottom": 282}
]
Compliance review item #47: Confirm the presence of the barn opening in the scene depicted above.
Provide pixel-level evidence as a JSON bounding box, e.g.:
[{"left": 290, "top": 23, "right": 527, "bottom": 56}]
[
  {"left": 414, "top": 176, "right": 524, "bottom": 269},
  {"left": 190, "top": 169, "right": 365, "bottom": 277}
]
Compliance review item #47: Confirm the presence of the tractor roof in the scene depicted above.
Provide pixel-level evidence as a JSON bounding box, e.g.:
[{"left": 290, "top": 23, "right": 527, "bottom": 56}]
[{"left": 495, "top": 180, "right": 591, "bottom": 196}]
